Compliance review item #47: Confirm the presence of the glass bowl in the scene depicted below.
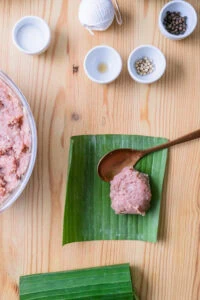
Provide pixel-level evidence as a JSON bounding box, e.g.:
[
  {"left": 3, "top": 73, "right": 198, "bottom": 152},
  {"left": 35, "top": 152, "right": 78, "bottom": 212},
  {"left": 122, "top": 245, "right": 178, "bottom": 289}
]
[{"left": 0, "top": 71, "right": 37, "bottom": 213}]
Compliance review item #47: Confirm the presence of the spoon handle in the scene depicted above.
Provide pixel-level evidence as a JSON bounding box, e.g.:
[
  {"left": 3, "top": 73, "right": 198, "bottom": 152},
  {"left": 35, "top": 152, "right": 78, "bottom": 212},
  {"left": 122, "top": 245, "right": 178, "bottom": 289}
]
[{"left": 143, "top": 129, "right": 200, "bottom": 154}]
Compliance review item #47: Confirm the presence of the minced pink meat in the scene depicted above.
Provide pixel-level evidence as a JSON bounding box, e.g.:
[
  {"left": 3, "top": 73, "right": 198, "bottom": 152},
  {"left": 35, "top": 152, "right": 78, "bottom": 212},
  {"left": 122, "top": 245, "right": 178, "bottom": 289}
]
[
  {"left": 0, "top": 79, "right": 31, "bottom": 202},
  {"left": 110, "top": 167, "right": 152, "bottom": 216}
]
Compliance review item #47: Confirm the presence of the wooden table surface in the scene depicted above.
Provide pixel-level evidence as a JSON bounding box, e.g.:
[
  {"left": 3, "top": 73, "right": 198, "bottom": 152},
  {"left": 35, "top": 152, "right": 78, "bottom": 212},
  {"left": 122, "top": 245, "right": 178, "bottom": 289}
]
[{"left": 1, "top": 0, "right": 200, "bottom": 299}]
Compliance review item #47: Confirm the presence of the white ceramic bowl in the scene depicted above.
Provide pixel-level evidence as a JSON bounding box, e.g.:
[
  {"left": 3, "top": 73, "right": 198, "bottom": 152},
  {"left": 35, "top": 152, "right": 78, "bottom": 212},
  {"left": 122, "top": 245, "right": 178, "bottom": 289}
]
[
  {"left": 128, "top": 45, "right": 166, "bottom": 84},
  {"left": 12, "top": 16, "right": 51, "bottom": 55},
  {"left": 159, "top": 0, "right": 197, "bottom": 40},
  {"left": 84, "top": 45, "right": 122, "bottom": 84},
  {"left": 0, "top": 71, "right": 37, "bottom": 213}
]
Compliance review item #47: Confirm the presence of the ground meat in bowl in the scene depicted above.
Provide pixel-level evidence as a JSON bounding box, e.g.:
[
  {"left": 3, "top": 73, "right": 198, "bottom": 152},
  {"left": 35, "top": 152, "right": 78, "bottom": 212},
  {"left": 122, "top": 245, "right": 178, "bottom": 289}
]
[
  {"left": 0, "top": 79, "right": 31, "bottom": 202},
  {"left": 110, "top": 167, "right": 152, "bottom": 216}
]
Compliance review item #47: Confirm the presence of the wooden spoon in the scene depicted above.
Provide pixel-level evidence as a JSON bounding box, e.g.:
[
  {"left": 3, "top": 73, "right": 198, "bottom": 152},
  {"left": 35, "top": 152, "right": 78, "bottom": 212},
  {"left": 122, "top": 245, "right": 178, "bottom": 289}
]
[{"left": 98, "top": 129, "right": 200, "bottom": 182}]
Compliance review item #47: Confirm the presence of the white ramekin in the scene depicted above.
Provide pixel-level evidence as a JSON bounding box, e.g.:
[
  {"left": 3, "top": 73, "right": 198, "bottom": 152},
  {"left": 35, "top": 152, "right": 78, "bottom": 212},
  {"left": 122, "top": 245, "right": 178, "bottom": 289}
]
[
  {"left": 159, "top": 0, "right": 197, "bottom": 40},
  {"left": 84, "top": 45, "right": 122, "bottom": 84},
  {"left": 12, "top": 16, "right": 51, "bottom": 55},
  {"left": 128, "top": 45, "right": 166, "bottom": 84}
]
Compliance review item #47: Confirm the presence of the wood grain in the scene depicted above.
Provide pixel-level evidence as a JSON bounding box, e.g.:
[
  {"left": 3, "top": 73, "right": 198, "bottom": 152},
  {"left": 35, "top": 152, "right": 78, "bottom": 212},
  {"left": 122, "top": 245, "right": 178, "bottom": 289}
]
[{"left": 0, "top": 0, "right": 200, "bottom": 299}]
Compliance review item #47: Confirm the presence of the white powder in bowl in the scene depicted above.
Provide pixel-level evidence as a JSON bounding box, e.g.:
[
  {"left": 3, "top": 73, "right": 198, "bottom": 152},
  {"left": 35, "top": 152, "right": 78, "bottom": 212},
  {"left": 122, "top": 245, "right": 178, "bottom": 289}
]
[{"left": 16, "top": 24, "right": 45, "bottom": 52}]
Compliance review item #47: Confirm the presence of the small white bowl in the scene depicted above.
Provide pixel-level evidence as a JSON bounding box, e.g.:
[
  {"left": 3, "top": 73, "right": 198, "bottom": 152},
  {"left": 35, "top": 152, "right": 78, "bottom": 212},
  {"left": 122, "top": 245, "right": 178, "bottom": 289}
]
[
  {"left": 84, "top": 45, "right": 122, "bottom": 84},
  {"left": 12, "top": 16, "right": 51, "bottom": 55},
  {"left": 159, "top": 0, "right": 197, "bottom": 40},
  {"left": 128, "top": 45, "right": 166, "bottom": 84}
]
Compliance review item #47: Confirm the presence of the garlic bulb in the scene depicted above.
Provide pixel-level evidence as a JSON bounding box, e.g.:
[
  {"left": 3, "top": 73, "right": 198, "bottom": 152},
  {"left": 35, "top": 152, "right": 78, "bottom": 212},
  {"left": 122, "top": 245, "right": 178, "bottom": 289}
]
[{"left": 79, "top": 0, "right": 121, "bottom": 34}]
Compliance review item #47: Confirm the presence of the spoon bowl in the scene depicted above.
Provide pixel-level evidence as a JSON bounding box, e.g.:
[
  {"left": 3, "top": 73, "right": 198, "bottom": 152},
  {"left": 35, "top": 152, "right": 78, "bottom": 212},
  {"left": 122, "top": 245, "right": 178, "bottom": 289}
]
[{"left": 98, "top": 149, "right": 143, "bottom": 182}]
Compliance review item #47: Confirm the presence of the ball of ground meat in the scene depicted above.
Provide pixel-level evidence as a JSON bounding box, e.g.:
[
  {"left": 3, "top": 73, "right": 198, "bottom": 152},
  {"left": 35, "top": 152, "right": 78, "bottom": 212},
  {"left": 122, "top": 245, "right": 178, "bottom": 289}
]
[{"left": 110, "top": 167, "right": 152, "bottom": 216}]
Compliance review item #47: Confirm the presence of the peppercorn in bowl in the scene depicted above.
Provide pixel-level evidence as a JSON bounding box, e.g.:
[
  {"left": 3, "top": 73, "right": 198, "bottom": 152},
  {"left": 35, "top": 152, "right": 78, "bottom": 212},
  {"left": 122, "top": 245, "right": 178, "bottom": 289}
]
[
  {"left": 0, "top": 71, "right": 37, "bottom": 213},
  {"left": 159, "top": 0, "right": 197, "bottom": 40},
  {"left": 127, "top": 45, "right": 166, "bottom": 84}
]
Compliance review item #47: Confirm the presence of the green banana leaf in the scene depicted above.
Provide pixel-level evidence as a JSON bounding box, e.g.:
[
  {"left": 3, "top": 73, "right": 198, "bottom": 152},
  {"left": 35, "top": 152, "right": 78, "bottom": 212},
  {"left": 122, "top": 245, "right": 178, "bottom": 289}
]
[
  {"left": 20, "top": 264, "right": 137, "bottom": 300},
  {"left": 63, "top": 135, "right": 168, "bottom": 244}
]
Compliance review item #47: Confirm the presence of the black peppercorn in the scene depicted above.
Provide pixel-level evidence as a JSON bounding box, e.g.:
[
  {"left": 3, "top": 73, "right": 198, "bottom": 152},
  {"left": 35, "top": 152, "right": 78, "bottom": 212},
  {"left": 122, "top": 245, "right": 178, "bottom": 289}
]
[{"left": 163, "top": 11, "right": 187, "bottom": 35}]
